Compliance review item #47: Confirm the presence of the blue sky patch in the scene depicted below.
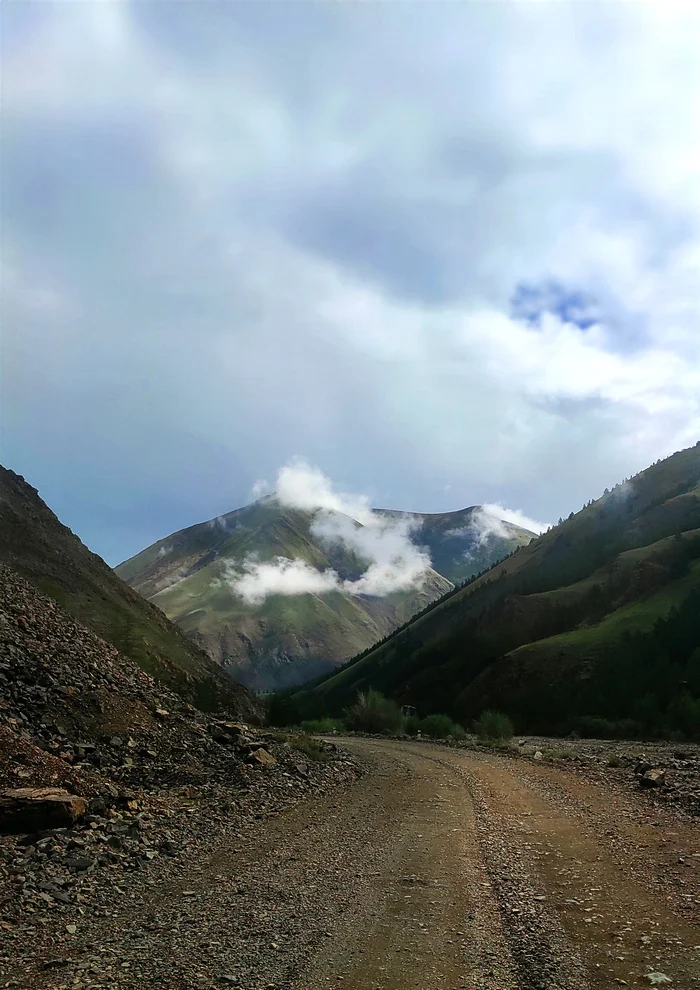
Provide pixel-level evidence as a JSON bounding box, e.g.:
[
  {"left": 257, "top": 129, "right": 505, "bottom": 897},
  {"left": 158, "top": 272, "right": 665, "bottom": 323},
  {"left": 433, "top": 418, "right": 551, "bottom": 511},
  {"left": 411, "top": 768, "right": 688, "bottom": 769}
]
[{"left": 510, "top": 280, "right": 601, "bottom": 331}]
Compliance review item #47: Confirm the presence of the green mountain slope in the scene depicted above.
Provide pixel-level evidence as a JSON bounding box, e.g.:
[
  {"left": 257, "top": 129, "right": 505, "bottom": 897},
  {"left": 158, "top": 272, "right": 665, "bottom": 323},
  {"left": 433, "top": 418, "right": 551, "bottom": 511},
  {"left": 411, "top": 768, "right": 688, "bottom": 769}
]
[
  {"left": 117, "top": 499, "right": 533, "bottom": 691},
  {"left": 0, "top": 466, "right": 256, "bottom": 715},
  {"left": 299, "top": 443, "right": 700, "bottom": 736}
]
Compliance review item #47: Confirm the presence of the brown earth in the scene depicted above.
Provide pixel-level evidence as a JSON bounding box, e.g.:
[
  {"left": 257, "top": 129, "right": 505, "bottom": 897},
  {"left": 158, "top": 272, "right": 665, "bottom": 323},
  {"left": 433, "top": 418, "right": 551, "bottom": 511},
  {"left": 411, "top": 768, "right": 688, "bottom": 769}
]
[{"left": 3, "top": 737, "right": 698, "bottom": 990}]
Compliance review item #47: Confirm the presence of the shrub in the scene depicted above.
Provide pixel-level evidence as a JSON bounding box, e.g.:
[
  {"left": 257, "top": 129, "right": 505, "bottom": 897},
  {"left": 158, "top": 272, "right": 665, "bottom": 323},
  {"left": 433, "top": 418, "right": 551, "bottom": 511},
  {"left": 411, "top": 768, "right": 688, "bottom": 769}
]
[
  {"left": 300, "top": 717, "right": 345, "bottom": 734},
  {"left": 473, "top": 709, "right": 514, "bottom": 742},
  {"left": 284, "top": 734, "right": 332, "bottom": 762},
  {"left": 344, "top": 690, "right": 404, "bottom": 735},
  {"left": 573, "top": 716, "right": 643, "bottom": 740},
  {"left": 266, "top": 692, "right": 305, "bottom": 727},
  {"left": 404, "top": 715, "right": 423, "bottom": 736},
  {"left": 421, "top": 714, "right": 465, "bottom": 739}
]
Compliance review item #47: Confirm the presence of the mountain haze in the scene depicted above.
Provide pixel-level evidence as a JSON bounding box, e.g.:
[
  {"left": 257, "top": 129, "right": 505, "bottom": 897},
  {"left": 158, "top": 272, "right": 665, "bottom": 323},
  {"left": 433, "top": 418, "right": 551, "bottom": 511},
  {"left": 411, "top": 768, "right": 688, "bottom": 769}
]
[
  {"left": 298, "top": 444, "right": 700, "bottom": 736},
  {"left": 117, "top": 498, "right": 533, "bottom": 691}
]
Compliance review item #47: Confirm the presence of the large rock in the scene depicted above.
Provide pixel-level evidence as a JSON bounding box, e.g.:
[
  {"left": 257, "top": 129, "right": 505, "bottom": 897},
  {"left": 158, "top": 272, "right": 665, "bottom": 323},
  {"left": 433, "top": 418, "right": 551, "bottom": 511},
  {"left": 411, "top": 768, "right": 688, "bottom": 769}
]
[
  {"left": 211, "top": 722, "right": 249, "bottom": 744},
  {"left": 0, "top": 788, "right": 88, "bottom": 834},
  {"left": 247, "top": 748, "right": 276, "bottom": 767},
  {"left": 640, "top": 768, "right": 666, "bottom": 788}
]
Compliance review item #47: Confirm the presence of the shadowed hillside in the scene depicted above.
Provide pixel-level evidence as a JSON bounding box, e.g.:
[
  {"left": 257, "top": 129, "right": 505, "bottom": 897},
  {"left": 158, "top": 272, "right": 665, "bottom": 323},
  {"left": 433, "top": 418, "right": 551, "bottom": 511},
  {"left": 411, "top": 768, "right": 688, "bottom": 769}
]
[
  {"left": 0, "top": 466, "right": 255, "bottom": 714},
  {"left": 297, "top": 443, "right": 700, "bottom": 737}
]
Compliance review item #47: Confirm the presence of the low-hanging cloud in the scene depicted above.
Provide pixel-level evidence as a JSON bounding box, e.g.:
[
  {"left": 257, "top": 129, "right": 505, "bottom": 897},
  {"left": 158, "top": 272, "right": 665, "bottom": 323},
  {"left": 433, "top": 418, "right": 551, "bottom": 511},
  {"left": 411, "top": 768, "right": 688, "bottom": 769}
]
[
  {"left": 222, "top": 460, "right": 434, "bottom": 603},
  {"left": 452, "top": 503, "right": 549, "bottom": 550},
  {"left": 275, "top": 458, "right": 374, "bottom": 524},
  {"left": 480, "top": 503, "right": 549, "bottom": 535},
  {"left": 311, "top": 509, "right": 431, "bottom": 597},
  {"left": 222, "top": 555, "right": 341, "bottom": 605}
]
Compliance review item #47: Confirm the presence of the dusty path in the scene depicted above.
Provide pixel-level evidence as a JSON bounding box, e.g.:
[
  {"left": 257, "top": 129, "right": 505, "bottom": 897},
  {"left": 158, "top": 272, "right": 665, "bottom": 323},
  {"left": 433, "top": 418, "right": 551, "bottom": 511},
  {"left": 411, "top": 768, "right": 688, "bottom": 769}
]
[{"left": 8, "top": 739, "right": 699, "bottom": 990}]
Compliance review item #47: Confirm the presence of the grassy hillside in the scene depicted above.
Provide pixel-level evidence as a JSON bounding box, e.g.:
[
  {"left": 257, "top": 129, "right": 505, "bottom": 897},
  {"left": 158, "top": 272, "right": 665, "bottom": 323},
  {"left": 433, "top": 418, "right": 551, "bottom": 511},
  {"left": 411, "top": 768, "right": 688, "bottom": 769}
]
[
  {"left": 297, "top": 443, "right": 700, "bottom": 737},
  {"left": 0, "top": 466, "right": 255, "bottom": 714},
  {"left": 117, "top": 499, "right": 534, "bottom": 691}
]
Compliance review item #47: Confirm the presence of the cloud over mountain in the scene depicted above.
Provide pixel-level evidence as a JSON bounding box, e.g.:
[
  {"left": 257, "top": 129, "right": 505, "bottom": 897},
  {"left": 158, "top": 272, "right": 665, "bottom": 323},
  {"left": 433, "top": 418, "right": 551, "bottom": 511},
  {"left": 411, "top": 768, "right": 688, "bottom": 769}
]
[
  {"left": 2, "top": 2, "right": 698, "bottom": 564},
  {"left": 224, "top": 461, "right": 433, "bottom": 603}
]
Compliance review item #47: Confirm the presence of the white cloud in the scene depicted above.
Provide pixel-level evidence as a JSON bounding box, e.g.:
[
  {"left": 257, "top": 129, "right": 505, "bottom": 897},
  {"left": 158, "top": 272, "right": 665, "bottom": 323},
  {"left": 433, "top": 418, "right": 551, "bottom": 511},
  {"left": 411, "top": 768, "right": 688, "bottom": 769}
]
[
  {"left": 311, "top": 509, "right": 431, "bottom": 596},
  {"left": 205, "top": 516, "right": 228, "bottom": 530},
  {"left": 249, "top": 478, "right": 271, "bottom": 501},
  {"left": 445, "top": 503, "right": 547, "bottom": 549},
  {"left": 223, "top": 461, "right": 434, "bottom": 603},
  {"left": 157, "top": 544, "right": 172, "bottom": 558},
  {"left": 275, "top": 458, "right": 373, "bottom": 524},
  {"left": 223, "top": 555, "right": 341, "bottom": 606},
  {"left": 479, "top": 503, "right": 549, "bottom": 536},
  {"left": 2, "top": 2, "right": 699, "bottom": 565}
]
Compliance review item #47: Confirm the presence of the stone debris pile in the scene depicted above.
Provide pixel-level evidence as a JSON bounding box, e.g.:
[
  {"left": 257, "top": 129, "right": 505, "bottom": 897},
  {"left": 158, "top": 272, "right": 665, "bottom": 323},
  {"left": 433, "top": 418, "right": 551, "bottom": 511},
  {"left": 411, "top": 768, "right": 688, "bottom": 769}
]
[{"left": 0, "top": 564, "right": 358, "bottom": 959}]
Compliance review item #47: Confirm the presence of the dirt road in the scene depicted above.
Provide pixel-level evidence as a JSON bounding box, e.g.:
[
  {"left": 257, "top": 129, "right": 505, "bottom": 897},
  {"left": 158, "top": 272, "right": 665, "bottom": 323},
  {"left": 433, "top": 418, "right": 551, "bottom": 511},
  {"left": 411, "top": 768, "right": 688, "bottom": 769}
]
[{"left": 9, "top": 738, "right": 700, "bottom": 990}]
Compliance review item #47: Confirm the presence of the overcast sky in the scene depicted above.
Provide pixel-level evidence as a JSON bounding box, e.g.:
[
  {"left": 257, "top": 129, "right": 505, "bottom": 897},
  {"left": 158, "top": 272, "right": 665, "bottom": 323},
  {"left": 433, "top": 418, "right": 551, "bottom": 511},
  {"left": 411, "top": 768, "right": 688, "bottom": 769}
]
[{"left": 2, "top": 1, "right": 699, "bottom": 566}]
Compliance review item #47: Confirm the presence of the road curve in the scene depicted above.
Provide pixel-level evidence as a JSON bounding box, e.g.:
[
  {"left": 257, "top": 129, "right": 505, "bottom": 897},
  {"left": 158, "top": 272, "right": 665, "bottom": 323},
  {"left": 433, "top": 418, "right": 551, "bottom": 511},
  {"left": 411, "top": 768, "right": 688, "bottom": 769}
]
[{"left": 12, "top": 738, "right": 700, "bottom": 990}]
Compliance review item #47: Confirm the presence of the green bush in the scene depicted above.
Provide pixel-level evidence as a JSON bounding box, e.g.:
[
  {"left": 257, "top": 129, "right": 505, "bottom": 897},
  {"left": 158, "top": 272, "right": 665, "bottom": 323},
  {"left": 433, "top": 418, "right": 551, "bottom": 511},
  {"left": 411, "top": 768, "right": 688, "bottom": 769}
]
[
  {"left": 300, "top": 717, "right": 346, "bottom": 734},
  {"left": 344, "top": 689, "right": 404, "bottom": 735},
  {"left": 573, "top": 716, "right": 643, "bottom": 739},
  {"left": 404, "top": 715, "right": 423, "bottom": 736},
  {"left": 473, "top": 710, "right": 514, "bottom": 741},
  {"left": 421, "top": 714, "right": 465, "bottom": 739}
]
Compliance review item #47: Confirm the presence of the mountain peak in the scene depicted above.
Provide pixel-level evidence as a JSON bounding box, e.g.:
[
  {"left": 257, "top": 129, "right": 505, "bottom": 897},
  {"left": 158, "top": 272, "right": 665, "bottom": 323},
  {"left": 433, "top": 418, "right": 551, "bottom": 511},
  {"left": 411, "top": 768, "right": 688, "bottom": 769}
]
[{"left": 116, "top": 497, "right": 534, "bottom": 691}]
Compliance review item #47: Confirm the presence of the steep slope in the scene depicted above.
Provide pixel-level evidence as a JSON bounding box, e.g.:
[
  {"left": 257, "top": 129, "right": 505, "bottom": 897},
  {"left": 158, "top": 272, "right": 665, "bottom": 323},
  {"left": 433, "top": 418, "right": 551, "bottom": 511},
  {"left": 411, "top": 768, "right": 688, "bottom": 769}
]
[
  {"left": 117, "top": 499, "right": 534, "bottom": 691},
  {"left": 301, "top": 443, "right": 700, "bottom": 736},
  {"left": 0, "top": 466, "right": 254, "bottom": 713}
]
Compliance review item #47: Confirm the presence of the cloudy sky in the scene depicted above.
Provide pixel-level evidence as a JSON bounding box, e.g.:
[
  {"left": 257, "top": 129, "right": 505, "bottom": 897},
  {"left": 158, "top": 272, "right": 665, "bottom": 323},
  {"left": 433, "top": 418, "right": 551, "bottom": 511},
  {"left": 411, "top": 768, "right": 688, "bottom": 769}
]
[{"left": 2, "top": 1, "right": 699, "bottom": 566}]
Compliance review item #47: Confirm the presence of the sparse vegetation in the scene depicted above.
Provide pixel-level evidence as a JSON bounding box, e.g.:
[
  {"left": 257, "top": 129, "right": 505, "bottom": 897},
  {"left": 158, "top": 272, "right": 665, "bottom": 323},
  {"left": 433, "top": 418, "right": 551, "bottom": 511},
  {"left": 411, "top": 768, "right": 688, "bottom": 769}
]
[
  {"left": 344, "top": 690, "right": 404, "bottom": 735},
  {"left": 283, "top": 734, "right": 334, "bottom": 762},
  {"left": 473, "top": 710, "right": 514, "bottom": 742},
  {"left": 420, "top": 714, "right": 465, "bottom": 739},
  {"left": 300, "top": 717, "right": 345, "bottom": 734},
  {"left": 296, "top": 445, "right": 700, "bottom": 741},
  {"left": 544, "top": 748, "right": 576, "bottom": 761}
]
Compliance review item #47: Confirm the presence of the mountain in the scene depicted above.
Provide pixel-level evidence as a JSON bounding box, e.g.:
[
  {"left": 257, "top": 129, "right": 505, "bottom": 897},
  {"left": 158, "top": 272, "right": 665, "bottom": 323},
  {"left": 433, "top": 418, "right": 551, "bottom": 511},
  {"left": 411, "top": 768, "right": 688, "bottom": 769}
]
[
  {"left": 0, "top": 466, "right": 255, "bottom": 714},
  {"left": 116, "top": 499, "right": 533, "bottom": 692},
  {"left": 297, "top": 443, "right": 700, "bottom": 737},
  {"left": 379, "top": 506, "right": 535, "bottom": 584}
]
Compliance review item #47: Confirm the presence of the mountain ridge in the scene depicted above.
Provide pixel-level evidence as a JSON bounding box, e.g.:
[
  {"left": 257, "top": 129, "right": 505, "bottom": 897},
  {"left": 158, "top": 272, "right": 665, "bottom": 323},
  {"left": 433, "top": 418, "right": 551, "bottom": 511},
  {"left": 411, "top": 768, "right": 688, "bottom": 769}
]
[
  {"left": 117, "top": 498, "right": 535, "bottom": 691},
  {"left": 294, "top": 443, "right": 700, "bottom": 737}
]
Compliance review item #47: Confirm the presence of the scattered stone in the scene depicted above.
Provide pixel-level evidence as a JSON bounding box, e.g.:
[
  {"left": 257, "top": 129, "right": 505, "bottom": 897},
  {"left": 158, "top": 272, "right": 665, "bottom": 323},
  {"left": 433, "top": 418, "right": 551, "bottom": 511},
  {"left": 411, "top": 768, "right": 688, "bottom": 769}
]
[
  {"left": 248, "top": 748, "right": 277, "bottom": 767},
  {"left": 0, "top": 788, "right": 88, "bottom": 833},
  {"left": 640, "top": 769, "right": 666, "bottom": 788}
]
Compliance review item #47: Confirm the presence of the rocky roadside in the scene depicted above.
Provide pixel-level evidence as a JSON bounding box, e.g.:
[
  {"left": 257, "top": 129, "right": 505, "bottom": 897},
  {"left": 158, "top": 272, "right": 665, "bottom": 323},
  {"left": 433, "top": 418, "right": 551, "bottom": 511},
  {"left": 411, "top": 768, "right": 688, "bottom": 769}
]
[
  {"left": 0, "top": 565, "right": 360, "bottom": 982},
  {"left": 507, "top": 735, "right": 700, "bottom": 818},
  {"left": 0, "top": 733, "right": 358, "bottom": 985},
  {"left": 375, "top": 731, "right": 700, "bottom": 819}
]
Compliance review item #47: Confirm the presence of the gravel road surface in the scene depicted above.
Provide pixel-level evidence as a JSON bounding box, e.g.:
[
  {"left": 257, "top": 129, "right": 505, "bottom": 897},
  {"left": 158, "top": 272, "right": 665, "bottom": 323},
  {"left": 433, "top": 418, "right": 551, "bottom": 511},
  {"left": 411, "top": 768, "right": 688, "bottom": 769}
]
[{"left": 6, "top": 738, "right": 699, "bottom": 990}]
